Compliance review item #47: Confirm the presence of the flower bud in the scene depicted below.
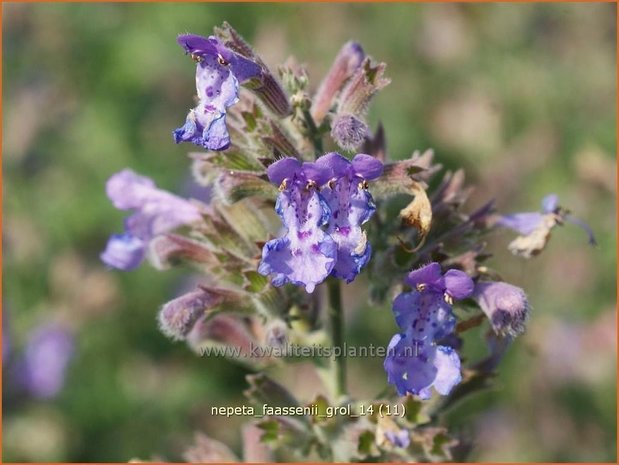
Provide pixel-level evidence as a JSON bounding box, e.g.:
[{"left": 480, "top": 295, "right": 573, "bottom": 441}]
[
  {"left": 158, "top": 288, "right": 223, "bottom": 341},
  {"left": 337, "top": 58, "right": 390, "bottom": 117},
  {"left": 215, "top": 22, "right": 291, "bottom": 116},
  {"left": 148, "top": 234, "right": 216, "bottom": 270},
  {"left": 311, "top": 41, "right": 365, "bottom": 123},
  {"left": 330, "top": 113, "right": 369, "bottom": 151},
  {"left": 473, "top": 281, "right": 529, "bottom": 337},
  {"left": 187, "top": 313, "right": 257, "bottom": 358}
]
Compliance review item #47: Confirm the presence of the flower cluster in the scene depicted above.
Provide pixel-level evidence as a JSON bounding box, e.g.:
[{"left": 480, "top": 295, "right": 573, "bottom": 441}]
[
  {"left": 384, "top": 263, "right": 473, "bottom": 399},
  {"left": 96, "top": 22, "right": 599, "bottom": 462},
  {"left": 101, "top": 169, "right": 203, "bottom": 270},
  {"left": 258, "top": 152, "right": 383, "bottom": 293}
]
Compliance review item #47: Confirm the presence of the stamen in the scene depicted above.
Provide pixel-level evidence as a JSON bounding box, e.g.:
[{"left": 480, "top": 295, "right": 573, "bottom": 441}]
[
  {"left": 278, "top": 179, "right": 288, "bottom": 192},
  {"left": 217, "top": 54, "right": 229, "bottom": 66},
  {"left": 328, "top": 178, "right": 337, "bottom": 189},
  {"left": 416, "top": 283, "right": 426, "bottom": 292},
  {"left": 444, "top": 293, "right": 454, "bottom": 305},
  {"left": 191, "top": 53, "right": 203, "bottom": 63},
  {"left": 306, "top": 180, "right": 317, "bottom": 191}
]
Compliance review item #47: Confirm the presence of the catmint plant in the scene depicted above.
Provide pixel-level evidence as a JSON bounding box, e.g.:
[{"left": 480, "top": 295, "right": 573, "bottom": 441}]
[{"left": 102, "top": 23, "right": 596, "bottom": 462}]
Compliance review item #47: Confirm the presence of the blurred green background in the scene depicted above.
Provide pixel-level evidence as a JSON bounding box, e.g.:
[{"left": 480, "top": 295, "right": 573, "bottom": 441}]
[{"left": 3, "top": 2, "right": 616, "bottom": 462}]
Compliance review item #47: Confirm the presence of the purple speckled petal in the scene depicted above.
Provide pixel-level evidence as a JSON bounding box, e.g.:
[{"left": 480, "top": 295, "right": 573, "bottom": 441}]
[
  {"left": 384, "top": 332, "right": 438, "bottom": 398},
  {"left": 404, "top": 262, "right": 443, "bottom": 290},
  {"left": 267, "top": 158, "right": 302, "bottom": 185},
  {"left": 432, "top": 346, "right": 462, "bottom": 396},
  {"left": 443, "top": 269, "right": 474, "bottom": 300},
  {"left": 258, "top": 185, "right": 335, "bottom": 293},
  {"left": 351, "top": 153, "right": 383, "bottom": 180},
  {"left": 320, "top": 161, "right": 376, "bottom": 282},
  {"left": 565, "top": 214, "right": 598, "bottom": 246},
  {"left": 100, "top": 233, "right": 145, "bottom": 271},
  {"left": 384, "top": 331, "right": 461, "bottom": 399},
  {"left": 174, "top": 52, "right": 239, "bottom": 151},
  {"left": 541, "top": 193, "right": 559, "bottom": 213},
  {"left": 392, "top": 291, "right": 456, "bottom": 339},
  {"left": 496, "top": 212, "right": 544, "bottom": 236}
]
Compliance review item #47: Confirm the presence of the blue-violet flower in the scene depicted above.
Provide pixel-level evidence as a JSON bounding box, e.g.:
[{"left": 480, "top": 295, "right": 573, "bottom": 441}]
[
  {"left": 384, "top": 263, "right": 473, "bottom": 399},
  {"left": 174, "top": 34, "right": 262, "bottom": 151},
  {"left": 258, "top": 158, "right": 336, "bottom": 293},
  {"left": 316, "top": 152, "right": 383, "bottom": 282},
  {"left": 101, "top": 169, "right": 203, "bottom": 271}
]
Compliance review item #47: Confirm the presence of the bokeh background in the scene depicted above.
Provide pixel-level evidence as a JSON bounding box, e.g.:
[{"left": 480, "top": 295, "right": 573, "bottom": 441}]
[{"left": 3, "top": 2, "right": 616, "bottom": 462}]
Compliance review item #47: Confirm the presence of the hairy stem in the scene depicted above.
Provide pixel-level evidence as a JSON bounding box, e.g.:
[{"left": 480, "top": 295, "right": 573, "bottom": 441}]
[
  {"left": 302, "top": 108, "right": 324, "bottom": 156},
  {"left": 327, "top": 278, "right": 346, "bottom": 398}
]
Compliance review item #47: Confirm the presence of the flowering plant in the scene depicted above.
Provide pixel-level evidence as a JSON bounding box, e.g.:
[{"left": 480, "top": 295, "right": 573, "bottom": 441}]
[{"left": 101, "top": 23, "right": 595, "bottom": 462}]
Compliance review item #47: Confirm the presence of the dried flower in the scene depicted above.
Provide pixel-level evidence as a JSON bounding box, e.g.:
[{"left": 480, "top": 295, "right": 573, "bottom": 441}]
[{"left": 497, "top": 193, "right": 597, "bottom": 258}]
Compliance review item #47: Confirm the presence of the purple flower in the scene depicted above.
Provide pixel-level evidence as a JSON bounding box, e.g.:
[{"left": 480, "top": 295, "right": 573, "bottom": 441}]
[
  {"left": 174, "top": 34, "right": 262, "bottom": 151},
  {"left": 497, "top": 193, "right": 597, "bottom": 258},
  {"left": 473, "top": 281, "right": 529, "bottom": 337},
  {"left": 258, "top": 158, "right": 336, "bottom": 293},
  {"left": 316, "top": 152, "right": 383, "bottom": 282},
  {"left": 101, "top": 169, "right": 203, "bottom": 270},
  {"left": 18, "top": 324, "right": 74, "bottom": 399},
  {"left": 384, "top": 263, "right": 473, "bottom": 399}
]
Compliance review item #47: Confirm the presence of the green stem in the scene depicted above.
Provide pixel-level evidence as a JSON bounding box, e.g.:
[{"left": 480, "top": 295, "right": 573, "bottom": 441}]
[
  {"left": 327, "top": 279, "right": 346, "bottom": 398},
  {"left": 302, "top": 108, "right": 324, "bottom": 156}
]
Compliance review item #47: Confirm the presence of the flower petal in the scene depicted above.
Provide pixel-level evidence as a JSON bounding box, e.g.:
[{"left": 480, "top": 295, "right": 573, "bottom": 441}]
[
  {"left": 443, "top": 269, "right": 474, "bottom": 300},
  {"left": 404, "top": 262, "right": 443, "bottom": 290},
  {"left": 432, "top": 346, "right": 462, "bottom": 396},
  {"left": 177, "top": 33, "right": 218, "bottom": 55},
  {"left": 496, "top": 212, "right": 544, "bottom": 236},
  {"left": 565, "top": 214, "right": 598, "bottom": 246},
  {"left": 315, "top": 152, "right": 351, "bottom": 179},
  {"left": 541, "top": 193, "right": 559, "bottom": 213},
  {"left": 267, "top": 157, "right": 302, "bottom": 185},
  {"left": 100, "top": 233, "right": 145, "bottom": 271},
  {"left": 352, "top": 153, "right": 383, "bottom": 180},
  {"left": 258, "top": 188, "right": 336, "bottom": 293},
  {"left": 106, "top": 169, "right": 156, "bottom": 210}
]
